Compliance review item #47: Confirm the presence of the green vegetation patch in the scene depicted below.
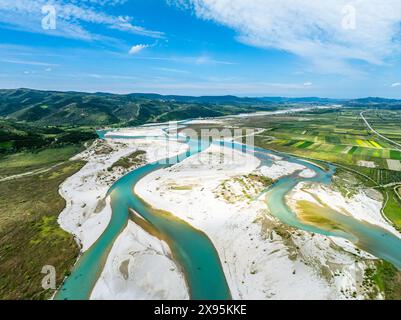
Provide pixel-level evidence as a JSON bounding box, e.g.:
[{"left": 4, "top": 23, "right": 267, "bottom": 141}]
[
  {"left": 332, "top": 168, "right": 362, "bottom": 198},
  {"left": 298, "top": 141, "right": 314, "bottom": 149},
  {"left": 325, "top": 136, "right": 341, "bottom": 144},
  {"left": 364, "top": 261, "right": 401, "bottom": 300},
  {"left": 246, "top": 174, "right": 273, "bottom": 187},
  {"left": 0, "top": 145, "right": 83, "bottom": 177},
  {"left": 0, "top": 160, "right": 84, "bottom": 299},
  {"left": 0, "top": 119, "right": 97, "bottom": 156},
  {"left": 347, "top": 146, "right": 358, "bottom": 155},
  {"left": 383, "top": 188, "right": 401, "bottom": 231},
  {"left": 109, "top": 150, "right": 146, "bottom": 170},
  {"left": 357, "top": 167, "right": 401, "bottom": 185},
  {"left": 0, "top": 141, "right": 13, "bottom": 153},
  {"left": 390, "top": 150, "right": 401, "bottom": 160}
]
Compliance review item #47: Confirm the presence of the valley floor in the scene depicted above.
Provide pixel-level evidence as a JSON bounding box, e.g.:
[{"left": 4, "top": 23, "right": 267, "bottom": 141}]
[
  {"left": 56, "top": 122, "right": 401, "bottom": 300},
  {"left": 135, "top": 139, "right": 389, "bottom": 299}
]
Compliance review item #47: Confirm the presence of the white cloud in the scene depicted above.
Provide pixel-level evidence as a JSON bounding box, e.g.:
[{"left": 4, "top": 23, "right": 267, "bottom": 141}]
[
  {"left": 391, "top": 82, "right": 401, "bottom": 87},
  {"left": 153, "top": 67, "right": 189, "bottom": 74},
  {"left": 130, "top": 54, "right": 235, "bottom": 65},
  {"left": 303, "top": 82, "right": 313, "bottom": 86},
  {"left": 111, "top": 18, "right": 164, "bottom": 38},
  {"left": 171, "top": 0, "right": 401, "bottom": 73},
  {"left": 129, "top": 44, "right": 149, "bottom": 55},
  {"left": 194, "top": 55, "right": 235, "bottom": 65},
  {"left": 0, "top": 0, "right": 163, "bottom": 41},
  {"left": 1, "top": 59, "right": 57, "bottom": 67}
]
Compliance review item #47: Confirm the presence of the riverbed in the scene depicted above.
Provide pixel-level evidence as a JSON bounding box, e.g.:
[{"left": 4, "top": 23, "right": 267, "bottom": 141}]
[{"left": 56, "top": 126, "right": 401, "bottom": 300}]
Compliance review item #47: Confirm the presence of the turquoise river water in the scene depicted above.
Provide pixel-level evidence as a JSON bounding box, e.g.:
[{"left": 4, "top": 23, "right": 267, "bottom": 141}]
[{"left": 55, "top": 129, "right": 401, "bottom": 300}]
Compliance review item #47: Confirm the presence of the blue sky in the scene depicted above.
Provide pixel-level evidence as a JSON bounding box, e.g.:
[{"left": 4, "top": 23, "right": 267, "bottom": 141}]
[{"left": 1, "top": 0, "right": 401, "bottom": 98}]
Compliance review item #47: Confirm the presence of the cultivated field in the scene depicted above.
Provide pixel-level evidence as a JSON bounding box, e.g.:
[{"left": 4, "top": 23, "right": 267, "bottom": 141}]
[{"left": 234, "top": 108, "right": 401, "bottom": 230}]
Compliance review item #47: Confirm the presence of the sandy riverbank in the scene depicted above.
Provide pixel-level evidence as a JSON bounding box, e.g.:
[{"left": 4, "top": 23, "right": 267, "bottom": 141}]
[
  {"left": 58, "top": 136, "right": 188, "bottom": 251},
  {"left": 135, "top": 142, "right": 380, "bottom": 299},
  {"left": 287, "top": 182, "right": 401, "bottom": 238},
  {"left": 91, "top": 220, "right": 188, "bottom": 300},
  {"left": 58, "top": 129, "right": 190, "bottom": 299},
  {"left": 58, "top": 122, "right": 393, "bottom": 300}
]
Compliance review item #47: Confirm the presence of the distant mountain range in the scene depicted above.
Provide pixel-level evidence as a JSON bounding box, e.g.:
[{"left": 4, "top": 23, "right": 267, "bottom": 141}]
[
  {"left": 0, "top": 89, "right": 276, "bottom": 126},
  {"left": 1, "top": 88, "right": 401, "bottom": 126}
]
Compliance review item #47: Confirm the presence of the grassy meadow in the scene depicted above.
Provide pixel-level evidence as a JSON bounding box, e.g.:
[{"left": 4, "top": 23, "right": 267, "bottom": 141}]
[
  {"left": 0, "top": 121, "right": 93, "bottom": 299},
  {"left": 0, "top": 159, "right": 84, "bottom": 299},
  {"left": 0, "top": 145, "right": 84, "bottom": 177}
]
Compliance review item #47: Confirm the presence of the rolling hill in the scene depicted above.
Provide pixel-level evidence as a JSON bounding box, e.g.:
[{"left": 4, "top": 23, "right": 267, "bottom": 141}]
[
  {"left": 0, "top": 89, "right": 278, "bottom": 126},
  {"left": 2, "top": 88, "right": 400, "bottom": 128}
]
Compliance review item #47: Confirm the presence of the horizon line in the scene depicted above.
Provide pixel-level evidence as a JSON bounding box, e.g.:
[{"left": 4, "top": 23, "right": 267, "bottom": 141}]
[{"left": 2, "top": 87, "right": 401, "bottom": 101}]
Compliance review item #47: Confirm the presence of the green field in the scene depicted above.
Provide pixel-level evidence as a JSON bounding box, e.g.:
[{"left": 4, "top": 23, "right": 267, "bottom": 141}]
[
  {"left": 0, "top": 145, "right": 84, "bottom": 177},
  {"left": 383, "top": 188, "right": 401, "bottom": 230},
  {"left": 234, "top": 109, "right": 401, "bottom": 230},
  {"left": 0, "top": 124, "right": 91, "bottom": 299},
  {"left": 365, "top": 261, "right": 401, "bottom": 300},
  {"left": 0, "top": 159, "right": 84, "bottom": 299},
  {"left": 241, "top": 110, "right": 401, "bottom": 173}
]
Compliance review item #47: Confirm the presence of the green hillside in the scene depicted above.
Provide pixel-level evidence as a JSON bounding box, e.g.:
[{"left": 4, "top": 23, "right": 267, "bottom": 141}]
[
  {"left": 0, "top": 88, "right": 276, "bottom": 126},
  {"left": 0, "top": 119, "right": 97, "bottom": 155}
]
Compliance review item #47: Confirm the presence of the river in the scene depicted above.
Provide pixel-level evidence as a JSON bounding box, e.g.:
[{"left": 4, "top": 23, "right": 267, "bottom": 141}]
[
  {"left": 55, "top": 127, "right": 401, "bottom": 300},
  {"left": 55, "top": 135, "right": 231, "bottom": 300}
]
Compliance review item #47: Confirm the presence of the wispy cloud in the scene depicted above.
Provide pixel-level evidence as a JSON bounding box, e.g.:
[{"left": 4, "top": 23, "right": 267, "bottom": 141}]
[
  {"left": 128, "top": 44, "right": 149, "bottom": 55},
  {"left": 171, "top": 0, "right": 401, "bottom": 74},
  {"left": 194, "top": 55, "right": 236, "bottom": 65},
  {"left": 153, "top": 67, "right": 189, "bottom": 74},
  {"left": 0, "top": 0, "right": 164, "bottom": 41},
  {"left": 391, "top": 82, "right": 401, "bottom": 87},
  {"left": 116, "top": 80, "right": 316, "bottom": 96},
  {"left": 1, "top": 59, "right": 58, "bottom": 67},
  {"left": 64, "top": 72, "right": 140, "bottom": 81},
  {"left": 131, "top": 54, "right": 235, "bottom": 65},
  {"left": 111, "top": 18, "right": 164, "bottom": 38}
]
